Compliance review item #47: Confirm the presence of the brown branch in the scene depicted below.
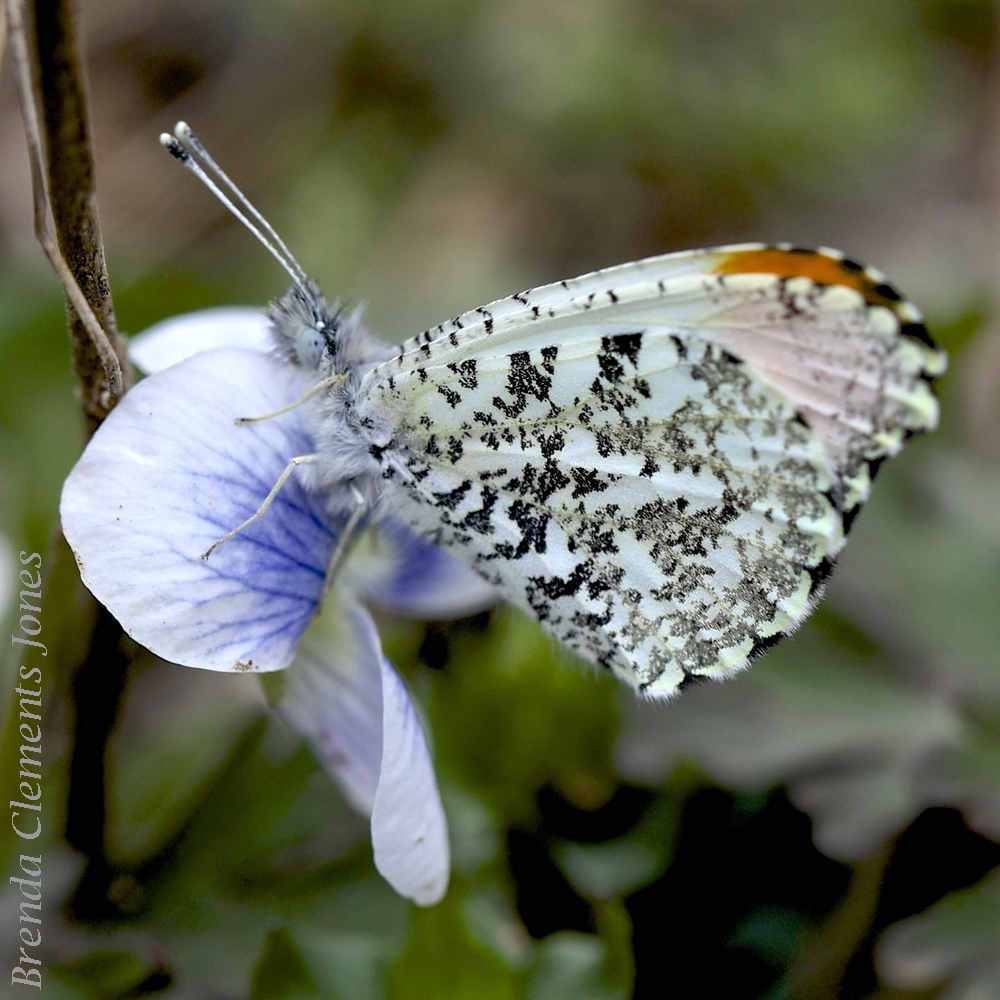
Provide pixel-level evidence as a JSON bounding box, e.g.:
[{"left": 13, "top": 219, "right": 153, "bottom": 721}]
[
  {"left": 0, "top": 3, "right": 8, "bottom": 80},
  {"left": 8, "top": 0, "right": 135, "bottom": 918},
  {"left": 9, "top": 0, "right": 131, "bottom": 425}
]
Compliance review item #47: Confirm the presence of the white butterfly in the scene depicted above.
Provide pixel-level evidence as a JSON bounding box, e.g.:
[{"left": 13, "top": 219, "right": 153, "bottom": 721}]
[{"left": 163, "top": 123, "right": 945, "bottom": 698}]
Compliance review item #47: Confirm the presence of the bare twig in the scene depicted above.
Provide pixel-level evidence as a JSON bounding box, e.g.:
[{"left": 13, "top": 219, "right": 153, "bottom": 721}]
[
  {"left": 0, "top": 3, "right": 8, "bottom": 80},
  {"left": 7, "top": 0, "right": 133, "bottom": 918},
  {"left": 8, "top": 0, "right": 130, "bottom": 422}
]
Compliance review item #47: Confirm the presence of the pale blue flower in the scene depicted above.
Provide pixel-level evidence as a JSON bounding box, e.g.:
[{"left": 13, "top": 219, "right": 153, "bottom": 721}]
[{"left": 61, "top": 309, "right": 495, "bottom": 905}]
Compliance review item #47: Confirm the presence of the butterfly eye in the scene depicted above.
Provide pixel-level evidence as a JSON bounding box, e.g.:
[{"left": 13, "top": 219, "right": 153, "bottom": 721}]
[{"left": 295, "top": 325, "right": 326, "bottom": 368}]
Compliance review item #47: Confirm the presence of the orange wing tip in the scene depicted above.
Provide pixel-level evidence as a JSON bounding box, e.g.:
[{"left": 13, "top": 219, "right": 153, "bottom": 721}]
[
  {"left": 710, "top": 244, "right": 942, "bottom": 356},
  {"left": 712, "top": 245, "right": 897, "bottom": 306}
]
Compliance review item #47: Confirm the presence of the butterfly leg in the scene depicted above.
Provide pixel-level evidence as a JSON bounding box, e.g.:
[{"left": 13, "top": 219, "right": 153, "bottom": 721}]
[
  {"left": 234, "top": 375, "right": 344, "bottom": 425},
  {"left": 202, "top": 453, "right": 318, "bottom": 559},
  {"left": 324, "top": 483, "right": 369, "bottom": 590}
]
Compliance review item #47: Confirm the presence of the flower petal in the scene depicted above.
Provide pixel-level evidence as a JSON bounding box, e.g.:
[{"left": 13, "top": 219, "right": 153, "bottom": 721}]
[
  {"left": 362, "top": 518, "right": 497, "bottom": 620},
  {"left": 60, "top": 348, "right": 338, "bottom": 672},
  {"left": 277, "top": 605, "right": 384, "bottom": 815},
  {"left": 277, "top": 600, "right": 450, "bottom": 905},
  {"left": 128, "top": 307, "right": 273, "bottom": 373},
  {"left": 371, "top": 652, "right": 450, "bottom": 906}
]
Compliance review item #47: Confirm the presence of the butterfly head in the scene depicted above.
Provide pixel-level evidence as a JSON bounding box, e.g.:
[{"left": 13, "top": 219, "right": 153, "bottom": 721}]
[
  {"left": 268, "top": 280, "right": 343, "bottom": 371},
  {"left": 160, "top": 121, "right": 342, "bottom": 370}
]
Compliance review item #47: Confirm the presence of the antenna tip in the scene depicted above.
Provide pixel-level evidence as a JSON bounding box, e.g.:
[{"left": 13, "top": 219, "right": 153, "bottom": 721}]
[
  {"left": 160, "top": 134, "right": 189, "bottom": 161},
  {"left": 174, "top": 121, "right": 192, "bottom": 139}
]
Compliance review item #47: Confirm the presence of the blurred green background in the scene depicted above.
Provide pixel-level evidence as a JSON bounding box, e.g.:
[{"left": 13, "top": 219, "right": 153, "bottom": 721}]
[{"left": 2, "top": 0, "right": 1000, "bottom": 996}]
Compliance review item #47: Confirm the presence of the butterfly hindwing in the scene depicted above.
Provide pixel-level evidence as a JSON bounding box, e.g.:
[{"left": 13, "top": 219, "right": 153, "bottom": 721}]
[{"left": 357, "top": 245, "right": 944, "bottom": 696}]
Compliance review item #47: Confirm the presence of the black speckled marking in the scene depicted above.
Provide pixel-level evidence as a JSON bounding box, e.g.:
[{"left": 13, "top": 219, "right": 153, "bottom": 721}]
[
  {"left": 747, "top": 632, "right": 785, "bottom": 659},
  {"left": 350, "top": 242, "right": 944, "bottom": 695}
]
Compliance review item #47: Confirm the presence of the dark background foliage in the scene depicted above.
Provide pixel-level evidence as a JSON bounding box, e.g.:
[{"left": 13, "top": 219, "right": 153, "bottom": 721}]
[{"left": 2, "top": 0, "right": 999, "bottom": 996}]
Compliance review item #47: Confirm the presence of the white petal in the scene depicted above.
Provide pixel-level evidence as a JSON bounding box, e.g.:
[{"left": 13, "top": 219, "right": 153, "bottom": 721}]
[
  {"left": 362, "top": 518, "right": 497, "bottom": 620},
  {"left": 60, "top": 348, "right": 337, "bottom": 672},
  {"left": 371, "top": 653, "right": 450, "bottom": 906},
  {"left": 128, "top": 307, "right": 273, "bottom": 373},
  {"left": 277, "top": 604, "right": 384, "bottom": 814},
  {"left": 278, "top": 601, "right": 450, "bottom": 905}
]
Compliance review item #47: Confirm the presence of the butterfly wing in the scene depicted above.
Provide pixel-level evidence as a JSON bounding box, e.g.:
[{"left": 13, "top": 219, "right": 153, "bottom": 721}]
[{"left": 357, "top": 244, "right": 944, "bottom": 696}]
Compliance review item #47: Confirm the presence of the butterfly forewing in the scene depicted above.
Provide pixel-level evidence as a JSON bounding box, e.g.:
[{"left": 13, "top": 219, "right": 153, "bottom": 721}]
[{"left": 357, "top": 245, "right": 944, "bottom": 696}]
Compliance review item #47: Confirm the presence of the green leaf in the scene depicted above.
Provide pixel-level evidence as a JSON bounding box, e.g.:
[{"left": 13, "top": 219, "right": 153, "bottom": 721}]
[
  {"left": 386, "top": 891, "right": 520, "bottom": 999},
  {"left": 555, "top": 840, "right": 659, "bottom": 901},
  {"left": 878, "top": 869, "right": 1000, "bottom": 992},
  {"left": 554, "top": 798, "right": 679, "bottom": 899},
  {"left": 728, "top": 905, "right": 809, "bottom": 967},
  {"left": 251, "top": 929, "right": 320, "bottom": 1000},
  {"left": 106, "top": 664, "right": 263, "bottom": 863},
  {"left": 126, "top": 716, "right": 402, "bottom": 991},
  {"left": 616, "top": 625, "right": 962, "bottom": 861},
  {"left": 428, "top": 611, "right": 620, "bottom": 824},
  {"left": 526, "top": 929, "right": 629, "bottom": 1000},
  {"left": 251, "top": 926, "right": 389, "bottom": 1000},
  {"left": 53, "top": 950, "right": 163, "bottom": 998}
]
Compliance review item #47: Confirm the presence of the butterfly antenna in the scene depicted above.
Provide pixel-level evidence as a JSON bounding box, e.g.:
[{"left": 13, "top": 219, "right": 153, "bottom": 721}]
[
  {"left": 159, "top": 122, "right": 310, "bottom": 294},
  {"left": 173, "top": 122, "right": 309, "bottom": 285}
]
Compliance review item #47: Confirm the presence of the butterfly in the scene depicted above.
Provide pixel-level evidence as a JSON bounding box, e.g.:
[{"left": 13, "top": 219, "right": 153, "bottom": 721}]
[{"left": 162, "top": 123, "right": 945, "bottom": 698}]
